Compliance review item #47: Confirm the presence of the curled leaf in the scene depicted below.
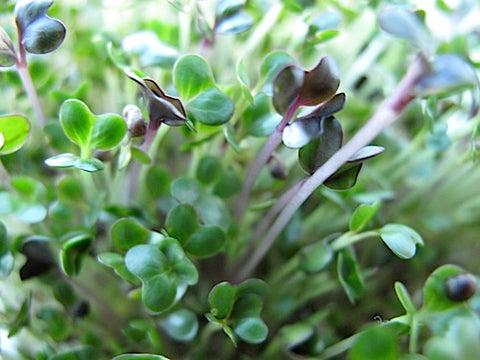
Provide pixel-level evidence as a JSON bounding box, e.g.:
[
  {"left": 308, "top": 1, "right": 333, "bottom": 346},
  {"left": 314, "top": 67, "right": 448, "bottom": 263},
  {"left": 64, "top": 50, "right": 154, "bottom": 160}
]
[
  {"left": 299, "top": 56, "right": 340, "bottom": 107},
  {"left": 125, "top": 68, "right": 194, "bottom": 131},
  {"left": 15, "top": 0, "right": 66, "bottom": 54}
]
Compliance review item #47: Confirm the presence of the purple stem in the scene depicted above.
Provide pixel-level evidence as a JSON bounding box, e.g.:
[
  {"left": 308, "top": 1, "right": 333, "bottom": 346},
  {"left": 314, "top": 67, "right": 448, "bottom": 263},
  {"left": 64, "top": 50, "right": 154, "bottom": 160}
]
[
  {"left": 234, "top": 101, "right": 299, "bottom": 219},
  {"left": 236, "top": 56, "right": 428, "bottom": 281}
]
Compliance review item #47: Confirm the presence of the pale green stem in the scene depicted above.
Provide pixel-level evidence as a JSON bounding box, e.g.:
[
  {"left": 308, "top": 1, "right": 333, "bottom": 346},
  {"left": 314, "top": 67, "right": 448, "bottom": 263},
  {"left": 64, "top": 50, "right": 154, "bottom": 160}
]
[
  {"left": 236, "top": 56, "right": 428, "bottom": 281},
  {"left": 330, "top": 230, "right": 379, "bottom": 251}
]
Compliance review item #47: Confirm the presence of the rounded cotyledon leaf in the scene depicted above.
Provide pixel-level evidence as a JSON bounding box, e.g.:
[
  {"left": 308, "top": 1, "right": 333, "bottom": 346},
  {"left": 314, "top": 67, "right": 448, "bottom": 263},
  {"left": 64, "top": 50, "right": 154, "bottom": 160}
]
[
  {"left": 0, "top": 114, "right": 30, "bottom": 155},
  {"left": 15, "top": 0, "right": 66, "bottom": 54}
]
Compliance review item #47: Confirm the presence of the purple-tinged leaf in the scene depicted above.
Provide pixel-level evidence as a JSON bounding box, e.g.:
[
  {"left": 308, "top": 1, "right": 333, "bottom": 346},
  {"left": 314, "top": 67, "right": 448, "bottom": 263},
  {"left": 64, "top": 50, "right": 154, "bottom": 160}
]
[
  {"left": 325, "top": 162, "right": 363, "bottom": 190},
  {"left": 15, "top": 0, "right": 66, "bottom": 54},
  {"left": 298, "top": 116, "right": 343, "bottom": 175},
  {"left": 282, "top": 116, "right": 322, "bottom": 149},
  {"left": 307, "top": 93, "right": 346, "bottom": 118},
  {"left": 273, "top": 65, "right": 304, "bottom": 114},
  {"left": 125, "top": 68, "right": 193, "bottom": 131},
  {"left": 299, "top": 56, "right": 340, "bottom": 107}
]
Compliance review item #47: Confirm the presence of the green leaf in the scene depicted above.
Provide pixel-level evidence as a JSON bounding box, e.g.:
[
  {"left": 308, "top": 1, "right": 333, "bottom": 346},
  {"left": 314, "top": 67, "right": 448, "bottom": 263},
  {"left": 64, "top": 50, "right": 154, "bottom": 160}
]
[
  {"left": 348, "top": 325, "right": 399, "bottom": 360},
  {"left": 299, "top": 240, "right": 333, "bottom": 273},
  {"left": 122, "top": 31, "right": 178, "bottom": 68},
  {"left": 213, "top": 168, "right": 242, "bottom": 198},
  {"left": 196, "top": 156, "right": 222, "bottom": 184},
  {"left": 260, "top": 51, "right": 295, "bottom": 91},
  {"left": 378, "top": 223, "right": 424, "bottom": 259},
  {"left": 231, "top": 294, "right": 263, "bottom": 318},
  {"left": 57, "top": 176, "right": 84, "bottom": 203},
  {"left": 0, "top": 221, "right": 13, "bottom": 278},
  {"left": 142, "top": 274, "right": 177, "bottom": 312},
  {"left": 146, "top": 166, "right": 171, "bottom": 198},
  {"left": 348, "top": 146, "right": 384, "bottom": 162},
  {"left": 337, "top": 248, "right": 364, "bottom": 303},
  {"left": 19, "top": 238, "right": 55, "bottom": 280},
  {"left": 0, "top": 26, "right": 16, "bottom": 67},
  {"left": 187, "top": 87, "right": 234, "bottom": 125},
  {"left": 325, "top": 162, "right": 363, "bottom": 190},
  {"left": 0, "top": 114, "right": 30, "bottom": 155},
  {"left": 91, "top": 113, "right": 127, "bottom": 150},
  {"left": 60, "top": 233, "right": 93, "bottom": 276},
  {"left": 349, "top": 201, "right": 381, "bottom": 232},
  {"left": 73, "top": 157, "right": 105, "bottom": 172},
  {"left": 242, "top": 93, "right": 282, "bottom": 137},
  {"left": 60, "top": 99, "right": 94, "bottom": 151},
  {"left": 378, "top": 6, "right": 431, "bottom": 53},
  {"left": 44, "top": 153, "right": 78, "bottom": 168},
  {"left": 209, "top": 282, "right": 237, "bottom": 319},
  {"left": 97, "top": 252, "right": 139, "bottom": 285},
  {"left": 298, "top": 116, "right": 343, "bottom": 175},
  {"left": 171, "top": 177, "right": 204, "bottom": 203},
  {"left": 174, "top": 54, "right": 215, "bottom": 99},
  {"left": 125, "top": 244, "right": 167, "bottom": 280},
  {"left": 422, "top": 265, "right": 464, "bottom": 312},
  {"left": 15, "top": 0, "right": 66, "bottom": 54},
  {"left": 394, "top": 281, "right": 416, "bottom": 314},
  {"left": 196, "top": 195, "right": 230, "bottom": 230},
  {"left": 8, "top": 295, "right": 31, "bottom": 337},
  {"left": 36, "top": 307, "right": 70, "bottom": 341},
  {"left": 165, "top": 204, "right": 199, "bottom": 243},
  {"left": 298, "top": 56, "right": 340, "bottom": 107},
  {"left": 415, "top": 55, "right": 478, "bottom": 96},
  {"left": 159, "top": 309, "right": 198, "bottom": 342},
  {"left": 236, "top": 59, "right": 253, "bottom": 104},
  {"left": 113, "top": 355, "right": 170, "bottom": 360},
  {"left": 279, "top": 322, "right": 315, "bottom": 350},
  {"left": 111, "top": 218, "right": 151, "bottom": 251},
  {"left": 185, "top": 225, "right": 226, "bottom": 258},
  {"left": 272, "top": 65, "right": 304, "bottom": 114},
  {"left": 234, "top": 317, "right": 268, "bottom": 344}
]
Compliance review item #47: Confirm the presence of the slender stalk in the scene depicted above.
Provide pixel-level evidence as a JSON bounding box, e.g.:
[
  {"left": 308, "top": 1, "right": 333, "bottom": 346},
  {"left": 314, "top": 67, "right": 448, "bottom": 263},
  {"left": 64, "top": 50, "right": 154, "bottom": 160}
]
[
  {"left": 237, "top": 56, "right": 429, "bottom": 281},
  {"left": 235, "top": 101, "right": 299, "bottom": 219},
  {"left": 15, "top": 29, "right": 47, "bottom": 128},
  {"left": 0, "top": 159, "right": 12, "bottom": 189}
]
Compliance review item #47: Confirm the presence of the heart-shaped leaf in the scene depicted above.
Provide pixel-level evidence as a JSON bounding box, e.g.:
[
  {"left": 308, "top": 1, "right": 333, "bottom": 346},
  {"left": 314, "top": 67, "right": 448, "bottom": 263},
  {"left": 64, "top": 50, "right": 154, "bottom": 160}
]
[
  {"left": 15, "top": 0, "right": 66, "bottom": 54},
  {"left": 299, "top": 56, "right": 340, "bottom": 107},
  {"left": 0, "top": 114, "right": 30, "bottom": 155},
  {"left": 60, "top": 99, "right": 126, "bottom": 157},
  {"left": 378, "top": 223, "right": 424, "bottom": 259},
  {"left": 298, "top": 116, "right": 343, "bottom": 175},
  {"left": 422, "top": 265, "right": 464, "bottom": 312},
  {"left": 0, "top": 26, "right": 16, "bottom": 67},
  {"left": 142, "top": 274, "right": 177, "bottom": 312},
  {"left": 378, "top": 6, "right": 431, "bottom": 53},
  {"left": 415, "top": 54, "right": 478, "bottom": 96}
]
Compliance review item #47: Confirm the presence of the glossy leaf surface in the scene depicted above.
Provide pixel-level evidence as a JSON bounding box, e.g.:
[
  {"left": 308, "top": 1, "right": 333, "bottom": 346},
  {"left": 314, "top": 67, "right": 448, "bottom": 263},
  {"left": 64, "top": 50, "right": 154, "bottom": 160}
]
[
  {"left": 0, "top": 115, "right": 30, "bottom": 155},
  {"left": 15, "top": 0, "right": 66, "bottom": 54},
  {"left": 378, "top": 223, "right": 423, "bottom": 259}
]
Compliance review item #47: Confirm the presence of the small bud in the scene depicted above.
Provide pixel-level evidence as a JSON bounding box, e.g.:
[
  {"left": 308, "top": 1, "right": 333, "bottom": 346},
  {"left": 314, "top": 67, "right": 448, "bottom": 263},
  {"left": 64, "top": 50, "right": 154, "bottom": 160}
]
[
  {"left": 268, "top": 153, "right": 288, "bottom": 180},
  {"left": 123, "top": 104, "right": 146, "bottom": 137},
  {"left": 445, "top": 273, "right": 476, "bottom": 302}
]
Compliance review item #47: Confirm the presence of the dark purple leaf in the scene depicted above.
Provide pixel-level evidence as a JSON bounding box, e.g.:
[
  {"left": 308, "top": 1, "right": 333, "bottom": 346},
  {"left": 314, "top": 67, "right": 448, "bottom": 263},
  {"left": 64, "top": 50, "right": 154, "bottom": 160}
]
[
  {"left": 325, "top": 162, "right": 363, "bottom": 190},
  {"left": 272, "top": 65, "right": 304, "bottom": 114}
]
